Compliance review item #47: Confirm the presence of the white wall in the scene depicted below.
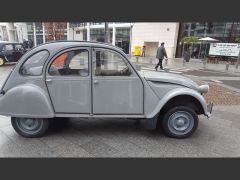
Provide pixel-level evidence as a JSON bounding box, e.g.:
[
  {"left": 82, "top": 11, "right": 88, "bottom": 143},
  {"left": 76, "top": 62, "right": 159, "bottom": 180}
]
[
  {"left": 14, "top": 23, "right": 28, "bottom": 42},
  {"left": 68, "top": 28, "right": 84, "bottom": 40},
  {"left": 131, "top": 23, "right": 179, "bottom": 58}
]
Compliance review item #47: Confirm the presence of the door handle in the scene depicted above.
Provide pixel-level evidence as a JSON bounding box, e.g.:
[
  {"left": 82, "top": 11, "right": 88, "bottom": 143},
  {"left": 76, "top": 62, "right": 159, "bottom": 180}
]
[
  {"left": 46, "top": 79, "right": 52, "bottom": 82},
  {"left": 93, "top": 80, "right": 99, "bottom": 84}
]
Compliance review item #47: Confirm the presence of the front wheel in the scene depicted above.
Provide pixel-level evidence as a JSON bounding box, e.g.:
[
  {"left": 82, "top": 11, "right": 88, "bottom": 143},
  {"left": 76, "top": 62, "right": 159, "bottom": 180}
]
[
  {"left": 11, "top": 117, "right": 50, "bottom": 138},
  {"left": 161, "top": 106, "right": 199, "bottom": 138}
]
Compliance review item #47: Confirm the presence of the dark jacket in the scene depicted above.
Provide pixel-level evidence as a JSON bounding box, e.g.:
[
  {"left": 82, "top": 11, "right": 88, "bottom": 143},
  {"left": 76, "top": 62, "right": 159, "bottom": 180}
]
[{"left": 156, "top": 46, "right": 168, "bottom": 59}]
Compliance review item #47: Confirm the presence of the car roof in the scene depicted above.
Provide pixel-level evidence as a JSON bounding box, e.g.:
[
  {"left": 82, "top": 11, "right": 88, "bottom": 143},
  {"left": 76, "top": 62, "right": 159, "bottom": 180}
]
[
  {"left": 0, "top": 41, "right": 22, "bottom": 44},
  {"left": 32, "top": 40, "right": 124, "bottom": 52}
]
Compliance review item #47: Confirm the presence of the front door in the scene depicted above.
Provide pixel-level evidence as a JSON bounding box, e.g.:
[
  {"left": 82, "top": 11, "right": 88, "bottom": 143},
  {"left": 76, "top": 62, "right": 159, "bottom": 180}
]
[
  {"left": 92, "top": 48, "right": 144, "bottom": 115},
  {"left": 46, "top": 47, "right": 91, "bottom": 114}
]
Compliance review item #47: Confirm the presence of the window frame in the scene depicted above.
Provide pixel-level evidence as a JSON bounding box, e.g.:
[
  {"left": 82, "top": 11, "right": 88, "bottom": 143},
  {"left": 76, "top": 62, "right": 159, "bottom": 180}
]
[
  {"left": 92, "top": 47, "right": 134, "bottom": 77},
  {"left": 47, "top": 47, "right": 90, "bottom": 77},
  {"left": 19, "top": 50, "right": 50, "bottom": 76}
]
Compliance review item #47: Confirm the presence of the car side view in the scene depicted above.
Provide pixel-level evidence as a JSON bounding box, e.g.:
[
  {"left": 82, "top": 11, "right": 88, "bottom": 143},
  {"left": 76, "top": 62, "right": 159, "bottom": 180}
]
[{"left": 0, "top": 41, "right": 213, "bottom": 138}]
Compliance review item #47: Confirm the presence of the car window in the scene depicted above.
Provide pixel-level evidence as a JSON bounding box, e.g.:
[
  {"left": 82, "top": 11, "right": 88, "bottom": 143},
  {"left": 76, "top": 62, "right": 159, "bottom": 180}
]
[
  {"left": 49, "top": 49, "right": 89, "bottom": 76},
  {"left": 20, "top": 50, "right": 49, "bottom": 76},
  {"left": 2, "top": 44, "right": 13, "bottom": 51},
  {"left": 15, "top": 44, "right": 24, "bottom": 51},
  {"left": 94, "top": 49, "right": 131, "bottom": 76}
]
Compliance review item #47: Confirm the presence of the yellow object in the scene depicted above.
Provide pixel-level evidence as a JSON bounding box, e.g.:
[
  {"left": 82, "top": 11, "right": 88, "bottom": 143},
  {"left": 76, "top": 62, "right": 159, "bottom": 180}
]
[{"left": 134, "top": 46, "right": 141, "bottom": 56}]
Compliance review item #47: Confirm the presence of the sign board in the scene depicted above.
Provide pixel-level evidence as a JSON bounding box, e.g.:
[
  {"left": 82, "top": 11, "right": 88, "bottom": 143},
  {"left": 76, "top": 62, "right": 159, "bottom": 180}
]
[{"left": 209, "top": 43, "right": 240, "bottom": 57}]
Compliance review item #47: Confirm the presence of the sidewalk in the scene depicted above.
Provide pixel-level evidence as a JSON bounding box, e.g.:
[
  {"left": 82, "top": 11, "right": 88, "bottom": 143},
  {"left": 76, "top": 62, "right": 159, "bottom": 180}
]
[{"left": 129, "top": 56, "right": 240, "bottom": 75}]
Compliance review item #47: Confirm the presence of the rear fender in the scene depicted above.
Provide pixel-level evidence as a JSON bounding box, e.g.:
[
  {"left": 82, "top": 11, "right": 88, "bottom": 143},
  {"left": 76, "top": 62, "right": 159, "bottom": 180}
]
[{"left": 0, "top": 83, "right": 54, "bottom": 118}]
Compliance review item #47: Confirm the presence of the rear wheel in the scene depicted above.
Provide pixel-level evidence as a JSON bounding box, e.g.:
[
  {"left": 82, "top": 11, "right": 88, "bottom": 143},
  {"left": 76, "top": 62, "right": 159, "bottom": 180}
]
[
  {"left": 0, "top": 57, "right": 6, "bottom": 67},
  {"left": 161, "top": 106, "right": 199, "bottom": 138},
  {"left": 11, "top": 117, "right": 49, "bottom": 138}
]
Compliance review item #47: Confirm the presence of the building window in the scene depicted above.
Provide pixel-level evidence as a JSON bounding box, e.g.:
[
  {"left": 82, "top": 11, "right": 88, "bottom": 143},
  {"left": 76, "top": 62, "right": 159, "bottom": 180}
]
[{"left": 115, "top": 28, "right": 130, "bottom": 54}]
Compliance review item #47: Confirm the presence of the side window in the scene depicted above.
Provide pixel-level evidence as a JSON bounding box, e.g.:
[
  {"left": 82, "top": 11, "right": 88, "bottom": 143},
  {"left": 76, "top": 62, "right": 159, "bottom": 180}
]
[
  {"left": 15, "top": 44, "right": 24, "bottom": 51},
  {"left": 20, "top": 50, "right": 49, "bottom": 76},
  {"left": 49, "top": 49, "right": 89, "bottom": 76},
  {"left": 3, "top": 44, "right": 13, "bottom": 51},
  {"left": 94, "top": 49, "right": 131, "bottom": 76}
]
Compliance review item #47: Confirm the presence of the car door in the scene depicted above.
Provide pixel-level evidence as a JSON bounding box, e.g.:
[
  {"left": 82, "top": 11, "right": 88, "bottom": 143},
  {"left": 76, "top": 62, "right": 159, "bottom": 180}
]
[
  {"left": 46, "top": 47, "right": 91, "bottom": 114},
  {"left": 92, "top": 47, "right": 144, "bottom": 115},
  {"left": 2, "top": 44, "right": 14, "bottom": 62}
]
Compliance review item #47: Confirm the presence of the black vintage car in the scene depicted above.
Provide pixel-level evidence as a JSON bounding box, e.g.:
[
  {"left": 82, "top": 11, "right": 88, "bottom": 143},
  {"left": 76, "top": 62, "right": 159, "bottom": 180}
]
[{"left": 0, "top": 41, "right": 27, "bottom": 66}]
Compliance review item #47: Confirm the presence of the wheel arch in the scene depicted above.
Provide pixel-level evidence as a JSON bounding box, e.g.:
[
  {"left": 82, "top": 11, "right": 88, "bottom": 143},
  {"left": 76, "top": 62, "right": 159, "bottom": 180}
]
[
  {"left": 0, "top": 83, "right": 54, "bottom": 118},
  {"left": 146, "top": 88, "right": 208, "bottom": 119}
]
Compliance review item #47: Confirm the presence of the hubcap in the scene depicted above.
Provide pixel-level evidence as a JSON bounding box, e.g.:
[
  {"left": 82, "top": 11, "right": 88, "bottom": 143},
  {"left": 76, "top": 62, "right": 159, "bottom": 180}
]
[
  {"left": 15, "top": 118, "right": 43, "bottom": 134},
  {"left": 168, "top": 111, "right": 194, "bottom": 135}
]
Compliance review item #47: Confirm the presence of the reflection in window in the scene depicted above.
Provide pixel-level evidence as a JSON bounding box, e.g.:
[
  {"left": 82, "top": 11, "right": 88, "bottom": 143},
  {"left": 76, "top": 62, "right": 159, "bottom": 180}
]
[
  {"left": 49, "top": 49, "right": 89, "bottom": 76},
  {"left": 3, "top": 45, "right": 13, "bottom": 51},
  {"left": 94, "top": 49, "right": 131, "bottom": 76}
]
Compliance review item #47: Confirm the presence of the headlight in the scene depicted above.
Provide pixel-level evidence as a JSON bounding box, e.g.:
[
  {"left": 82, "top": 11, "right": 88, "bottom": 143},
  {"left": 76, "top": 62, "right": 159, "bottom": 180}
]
[{"left": 198, "top": 85, "right": 209, "bottom": 94}]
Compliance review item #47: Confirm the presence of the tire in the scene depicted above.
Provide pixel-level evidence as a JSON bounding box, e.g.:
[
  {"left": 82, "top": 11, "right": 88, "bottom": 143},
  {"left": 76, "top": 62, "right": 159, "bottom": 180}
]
[
  {"left": 11, "top": 117, "right": 50, "bottom": 138},
  {"left": 0, "top": 57, "right": 6, "bottom": 67},
  {"left": 161, "top": 106, "right": 199, "bottom": 138}
]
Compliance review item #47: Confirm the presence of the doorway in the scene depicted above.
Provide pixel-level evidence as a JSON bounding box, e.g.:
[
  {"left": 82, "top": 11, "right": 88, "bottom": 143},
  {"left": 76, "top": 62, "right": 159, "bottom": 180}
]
[{"left": 144, "top": 42, "right": 159, "bottom": 57}]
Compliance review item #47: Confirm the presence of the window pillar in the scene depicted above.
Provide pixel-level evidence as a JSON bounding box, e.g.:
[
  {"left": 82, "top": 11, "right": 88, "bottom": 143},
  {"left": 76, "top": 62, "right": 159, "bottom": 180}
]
[{"left": 87, "top": 23, "right": 90, "bottom": 41}]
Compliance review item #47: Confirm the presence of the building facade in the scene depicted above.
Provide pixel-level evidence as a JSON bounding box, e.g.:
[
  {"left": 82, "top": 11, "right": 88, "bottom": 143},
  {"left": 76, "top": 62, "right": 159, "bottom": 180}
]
[
  {"left": 68, "top": 22, "right": 132, "bottom": 54},
  {"left": 0, "top": 23, "right": 19, "bottom": 42},
  {"left": 131, "top": 23, "right": 179, "bottom": 58},
  {"left": 68, "top": 22, "right": 179, "bottom": 58},
  {"left": 176, "top": 22, "right": 240, "bottom": 58}
]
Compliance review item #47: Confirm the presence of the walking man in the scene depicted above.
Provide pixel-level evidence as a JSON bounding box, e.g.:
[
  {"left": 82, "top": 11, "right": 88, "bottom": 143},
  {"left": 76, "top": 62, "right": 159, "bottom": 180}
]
[{"left": 155, "top": 42, "right": 168, "bottom": 70}]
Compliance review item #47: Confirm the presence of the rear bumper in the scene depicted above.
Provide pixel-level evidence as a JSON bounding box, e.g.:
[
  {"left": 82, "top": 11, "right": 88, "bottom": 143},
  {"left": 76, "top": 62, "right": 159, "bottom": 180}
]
[{"left": 206, "top": 102, "right": 213, "bottom": 118}]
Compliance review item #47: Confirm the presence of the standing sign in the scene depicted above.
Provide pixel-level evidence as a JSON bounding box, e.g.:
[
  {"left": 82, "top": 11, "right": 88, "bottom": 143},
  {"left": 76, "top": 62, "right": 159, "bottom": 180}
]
[{"left": 209, "top": 43, "right": 240, "bottom": 57}]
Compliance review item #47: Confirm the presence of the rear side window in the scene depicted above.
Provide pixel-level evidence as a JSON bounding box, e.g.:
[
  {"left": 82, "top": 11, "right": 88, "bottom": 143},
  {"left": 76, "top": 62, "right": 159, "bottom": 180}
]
[{"left": 20, "top": 50, "right": 49, "bottom": 76}]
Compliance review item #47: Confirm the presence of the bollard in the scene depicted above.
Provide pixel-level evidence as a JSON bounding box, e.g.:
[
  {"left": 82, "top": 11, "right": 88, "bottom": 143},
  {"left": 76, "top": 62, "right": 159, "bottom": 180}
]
[{"left": 225, "top": 62, "right": 229, "bottom": 71}]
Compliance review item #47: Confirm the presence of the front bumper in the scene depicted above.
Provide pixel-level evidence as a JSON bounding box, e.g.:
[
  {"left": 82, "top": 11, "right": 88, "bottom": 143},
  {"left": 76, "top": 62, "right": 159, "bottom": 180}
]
[{"left": 206, "top": 102, "right": 213, "bottom": 118}]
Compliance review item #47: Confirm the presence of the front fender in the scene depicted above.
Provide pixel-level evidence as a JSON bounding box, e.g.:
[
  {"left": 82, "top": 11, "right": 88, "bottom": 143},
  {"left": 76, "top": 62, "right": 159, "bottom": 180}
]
[
  {"left": 146, "top": 87, "right": 208, "bottom": 118},
  {"left": 0, "top": 84, "right": 54, "bottom": 118}
]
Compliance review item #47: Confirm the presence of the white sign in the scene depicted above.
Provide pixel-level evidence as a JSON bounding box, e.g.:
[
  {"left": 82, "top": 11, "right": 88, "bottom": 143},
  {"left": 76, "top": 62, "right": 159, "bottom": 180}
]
[{"left": 209, "top": 43, "right": 240, "bottom": 57}]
